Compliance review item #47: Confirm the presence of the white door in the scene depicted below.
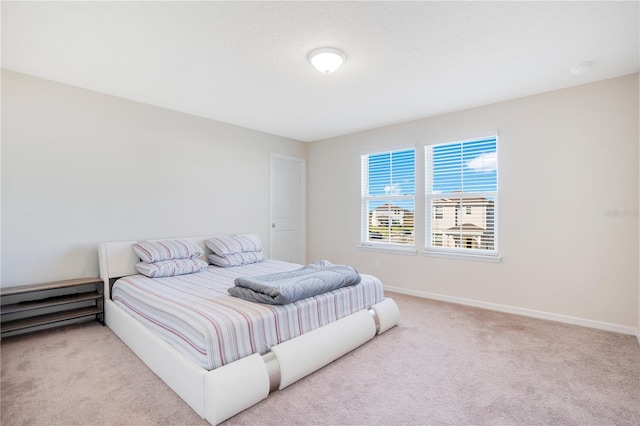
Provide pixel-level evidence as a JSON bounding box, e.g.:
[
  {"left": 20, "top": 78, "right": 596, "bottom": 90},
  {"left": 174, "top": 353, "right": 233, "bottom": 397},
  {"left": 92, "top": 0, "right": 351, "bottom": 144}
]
[{"left": 270, "top": 154, "right": 306, "bottom": 264}]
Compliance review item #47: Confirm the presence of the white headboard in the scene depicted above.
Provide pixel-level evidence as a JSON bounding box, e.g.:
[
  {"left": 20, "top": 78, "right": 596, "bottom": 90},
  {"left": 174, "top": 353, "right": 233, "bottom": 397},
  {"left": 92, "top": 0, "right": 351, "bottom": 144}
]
[{"left": 98, "top": 236, "right": 211, "bottom": 299}]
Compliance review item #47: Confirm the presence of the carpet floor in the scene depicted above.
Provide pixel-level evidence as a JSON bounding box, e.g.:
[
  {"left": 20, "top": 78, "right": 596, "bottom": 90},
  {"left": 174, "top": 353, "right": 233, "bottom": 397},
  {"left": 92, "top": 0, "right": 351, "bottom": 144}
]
[{"left": 1, "top": 292, "right": 639, "bottom": 425}]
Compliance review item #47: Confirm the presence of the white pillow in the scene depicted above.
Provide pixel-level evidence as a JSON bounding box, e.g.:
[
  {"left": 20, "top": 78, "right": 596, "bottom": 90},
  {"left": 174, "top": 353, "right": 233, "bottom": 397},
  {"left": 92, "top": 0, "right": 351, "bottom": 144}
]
[
  {"left": 208, "top": 251, "right": 266, "bottom": 268},
  {"left": 135, "top": 258, "right": 208, "bottom": 278},
  {"left": 205, "top": 234, "right": 263, "bottom": 256},
  {"left": 133, "top": 240, "right": 203, "bottom": 263}
]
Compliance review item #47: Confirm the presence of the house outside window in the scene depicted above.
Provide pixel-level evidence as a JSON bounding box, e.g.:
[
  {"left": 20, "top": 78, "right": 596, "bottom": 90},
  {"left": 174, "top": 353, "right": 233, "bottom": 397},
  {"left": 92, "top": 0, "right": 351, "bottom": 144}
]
[
  {"left": 434, "top": 205, "right": 443, "bottom": 219},
  {"left": 361, "top": 149, "right": 415, "bottom": 247},
  {"left": 425, "top": 137, "right": 498, "bottom": 257}
]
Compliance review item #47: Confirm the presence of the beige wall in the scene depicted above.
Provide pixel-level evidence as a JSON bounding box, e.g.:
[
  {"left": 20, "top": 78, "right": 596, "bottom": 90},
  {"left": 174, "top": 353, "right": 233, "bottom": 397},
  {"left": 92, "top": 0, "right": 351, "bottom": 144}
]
[
  {"left": 308, "top": 73, "right": 639, "bottom": 329},
  {"left": 1, "top": 70, "right": 306, "bottom": 287}
]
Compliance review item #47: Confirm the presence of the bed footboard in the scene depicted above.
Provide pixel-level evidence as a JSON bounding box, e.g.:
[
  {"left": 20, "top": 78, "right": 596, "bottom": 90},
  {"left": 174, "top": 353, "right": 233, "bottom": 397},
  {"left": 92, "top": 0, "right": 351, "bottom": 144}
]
[
  {"left": 203, "top": 298, "right": 399, "bottom": 424},
  {"left": 272, "top": 309, "right": 375, "bottom": 389},
  {"left": 372, "top": 297, "right": 401, "bottom": 334},
  {"left": 204, "top": 353, "right": 271, "bottom": 424},
  {"left": 107, "top": 294, "right": 400, "bottom": 425}
]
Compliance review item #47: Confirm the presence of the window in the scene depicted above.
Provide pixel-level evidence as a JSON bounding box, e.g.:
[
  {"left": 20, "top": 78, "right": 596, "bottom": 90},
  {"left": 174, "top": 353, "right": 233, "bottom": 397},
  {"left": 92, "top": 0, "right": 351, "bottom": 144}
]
[
  {"left": 434, "top": 205, "right": 443, "bottom": 219},
  {"left": 361, "top": 149, "right": 415, "bottom": 247},
  {"left": 425, "top": 137, "right": 497, "bottom": 256}
]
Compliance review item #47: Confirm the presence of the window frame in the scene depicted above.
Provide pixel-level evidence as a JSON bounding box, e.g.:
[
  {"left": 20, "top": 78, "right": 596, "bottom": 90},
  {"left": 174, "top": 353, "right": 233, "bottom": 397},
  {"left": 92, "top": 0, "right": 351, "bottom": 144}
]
[
  {"left": 424, "top": 136, "right": 499, "bottom": 261},
  {"left": 360, "top": 148, "right": 417, "bottom": 253}
]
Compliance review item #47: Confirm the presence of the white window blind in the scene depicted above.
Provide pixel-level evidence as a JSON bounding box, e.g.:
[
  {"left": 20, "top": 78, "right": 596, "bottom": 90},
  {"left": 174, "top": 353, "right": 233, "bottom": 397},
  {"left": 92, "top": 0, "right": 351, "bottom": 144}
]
[
  {"left": 361, "top": 149, "right": 415, "bottom": 246},
  {"left": 425, "top": 137, "right": 498, "bottom": 256}
]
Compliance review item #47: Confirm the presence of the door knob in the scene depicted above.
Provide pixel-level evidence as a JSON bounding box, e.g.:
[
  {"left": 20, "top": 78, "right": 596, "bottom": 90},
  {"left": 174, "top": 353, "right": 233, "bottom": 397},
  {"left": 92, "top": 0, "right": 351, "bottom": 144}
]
[{"left": 272, "top": 223, "right": 276, "bottom": 228}]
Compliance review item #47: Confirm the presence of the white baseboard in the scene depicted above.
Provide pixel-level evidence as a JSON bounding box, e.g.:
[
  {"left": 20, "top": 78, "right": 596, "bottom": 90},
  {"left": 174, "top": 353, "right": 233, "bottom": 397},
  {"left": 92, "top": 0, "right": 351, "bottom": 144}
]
[{"left": 385, "top": 285, "right": 640, "bottom": 343}]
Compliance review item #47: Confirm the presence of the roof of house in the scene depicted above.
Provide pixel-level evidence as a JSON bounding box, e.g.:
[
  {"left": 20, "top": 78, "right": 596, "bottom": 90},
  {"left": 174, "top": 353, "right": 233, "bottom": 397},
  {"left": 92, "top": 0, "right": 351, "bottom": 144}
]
[
  {"left": 372, "top": 203, "right": 413, "bottom": 214},
  {"left": 433, "top": 198, "right": 495, "bottom": 206},
  {"left": 444, "top": 223, "right": 487, "bottom": 233}
]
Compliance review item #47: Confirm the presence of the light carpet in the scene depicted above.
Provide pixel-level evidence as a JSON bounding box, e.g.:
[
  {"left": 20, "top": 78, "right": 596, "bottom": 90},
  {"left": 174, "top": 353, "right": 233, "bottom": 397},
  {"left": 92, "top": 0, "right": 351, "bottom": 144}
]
[{"left": 1, "top": 292, "right": 638, "bottom": 425}]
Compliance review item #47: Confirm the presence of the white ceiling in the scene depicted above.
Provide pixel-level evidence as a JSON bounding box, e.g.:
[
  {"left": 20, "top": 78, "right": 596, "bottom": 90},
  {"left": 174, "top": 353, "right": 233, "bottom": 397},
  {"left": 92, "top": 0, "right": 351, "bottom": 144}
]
[{"left": 2, "top": 1, "right": 639, "bottom": 142}]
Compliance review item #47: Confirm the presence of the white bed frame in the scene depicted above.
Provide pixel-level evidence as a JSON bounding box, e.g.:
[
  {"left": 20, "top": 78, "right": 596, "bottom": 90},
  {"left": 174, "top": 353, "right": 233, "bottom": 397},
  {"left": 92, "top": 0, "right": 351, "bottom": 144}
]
[{"left": 98, "top": 236, "right": 400, "bottom": 425}]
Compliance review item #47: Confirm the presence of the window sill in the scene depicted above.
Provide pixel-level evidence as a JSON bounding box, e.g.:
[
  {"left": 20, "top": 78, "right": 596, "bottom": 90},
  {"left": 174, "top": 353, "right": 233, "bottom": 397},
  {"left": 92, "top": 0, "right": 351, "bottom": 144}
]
[
  {"left": 359, "top": 244, "right": 417, "bottom": 256},
  {"left": 422, "top": 250, "right": 501, "bottom": 263}
]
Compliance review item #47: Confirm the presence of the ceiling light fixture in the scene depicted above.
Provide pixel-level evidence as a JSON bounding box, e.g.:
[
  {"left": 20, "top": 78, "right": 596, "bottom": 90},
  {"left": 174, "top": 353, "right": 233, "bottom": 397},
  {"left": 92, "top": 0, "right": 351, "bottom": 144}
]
[
  {"left": 570, "top": 61, "right": 592, "bottom": 75},
  {"left": 308, "top": 47, "right": 346, "bottom": 73}
]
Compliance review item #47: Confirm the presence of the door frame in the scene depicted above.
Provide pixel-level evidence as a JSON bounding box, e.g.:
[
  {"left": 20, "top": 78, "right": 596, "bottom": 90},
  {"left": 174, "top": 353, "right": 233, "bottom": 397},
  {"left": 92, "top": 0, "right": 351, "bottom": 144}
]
[{"left": 269, "top": 153, "right": 307, "bottom": 264}]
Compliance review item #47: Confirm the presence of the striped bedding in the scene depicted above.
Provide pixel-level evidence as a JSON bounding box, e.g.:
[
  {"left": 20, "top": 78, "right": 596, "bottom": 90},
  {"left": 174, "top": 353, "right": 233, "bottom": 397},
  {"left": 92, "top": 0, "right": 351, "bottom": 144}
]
[{"left": 112, "top": 259, "right": 384, "bottom": 370}]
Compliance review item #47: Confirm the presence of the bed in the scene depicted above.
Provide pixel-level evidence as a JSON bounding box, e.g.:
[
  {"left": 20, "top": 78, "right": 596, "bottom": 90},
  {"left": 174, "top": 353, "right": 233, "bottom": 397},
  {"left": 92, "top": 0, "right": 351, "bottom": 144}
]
[{"left": 98, "top": 235, "right": 400, "bottom": 425}]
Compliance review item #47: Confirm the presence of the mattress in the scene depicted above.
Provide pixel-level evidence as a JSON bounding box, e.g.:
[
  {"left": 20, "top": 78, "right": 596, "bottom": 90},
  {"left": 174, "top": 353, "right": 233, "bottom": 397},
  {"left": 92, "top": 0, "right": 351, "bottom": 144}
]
[{"left": 112, "top": 259, "right": 384, "bottom": 370}]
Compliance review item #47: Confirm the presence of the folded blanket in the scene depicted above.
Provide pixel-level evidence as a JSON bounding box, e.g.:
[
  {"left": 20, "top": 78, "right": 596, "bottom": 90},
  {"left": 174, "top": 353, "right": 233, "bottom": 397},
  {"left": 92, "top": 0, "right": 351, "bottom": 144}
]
[{"left": 229, "top": 260, "right": 361, "bottom": 305}]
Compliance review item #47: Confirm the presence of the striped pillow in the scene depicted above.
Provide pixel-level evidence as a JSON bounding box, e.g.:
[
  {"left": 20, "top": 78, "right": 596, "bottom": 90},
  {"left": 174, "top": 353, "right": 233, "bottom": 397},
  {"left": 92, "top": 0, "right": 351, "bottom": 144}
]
[
  {"left": 205, "top": 234, "right": 262, "bottom": 256},
  {"left": 135, "top": 258, "right": 208, "bottom": 278},
  {"left": 133, "top": 240, "right": 203, "bottom": 263},
  {"left": 208, "top": 251, "right": 266, "bottom": 268}
]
